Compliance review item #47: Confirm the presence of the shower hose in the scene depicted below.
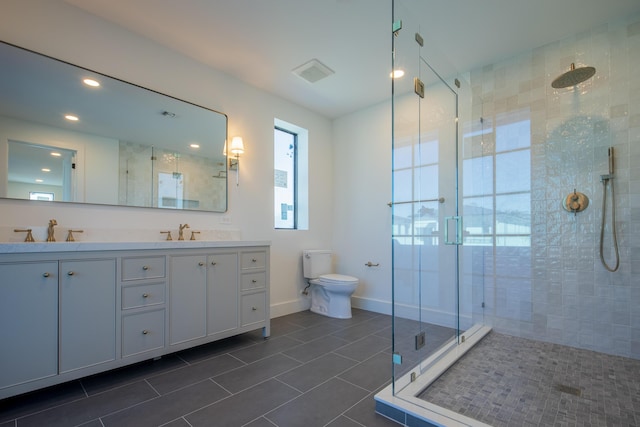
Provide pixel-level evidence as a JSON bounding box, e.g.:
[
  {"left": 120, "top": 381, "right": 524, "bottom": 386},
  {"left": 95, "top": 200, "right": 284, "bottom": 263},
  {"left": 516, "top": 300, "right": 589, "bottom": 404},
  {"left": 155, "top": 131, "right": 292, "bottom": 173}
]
[{"left": 599, "top": 177, "right": 620, "bottom": 272}]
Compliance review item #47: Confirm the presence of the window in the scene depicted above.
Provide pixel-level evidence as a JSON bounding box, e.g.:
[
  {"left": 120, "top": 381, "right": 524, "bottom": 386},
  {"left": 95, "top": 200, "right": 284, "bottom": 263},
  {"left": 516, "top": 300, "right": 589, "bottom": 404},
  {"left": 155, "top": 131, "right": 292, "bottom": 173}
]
[
  {"left": 462, "top": 109, "right": 532, "bottom": 247},
  {"left": 274, "top": 119, "right": 308, "bottom": 230},
  {"left": 274, "top": 127, "right": 297, "bottom": 228}
]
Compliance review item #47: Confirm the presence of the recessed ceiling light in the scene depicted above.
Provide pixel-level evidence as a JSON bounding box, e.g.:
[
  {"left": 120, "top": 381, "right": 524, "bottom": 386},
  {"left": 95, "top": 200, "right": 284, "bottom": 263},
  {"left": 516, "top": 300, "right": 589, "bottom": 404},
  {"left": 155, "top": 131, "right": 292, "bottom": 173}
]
[
  {"left": 51, "top": 152, "right": 61, "bottom": 157},
  {"left": 35, "top": 179, "right": 43, "bottom": 183},
  {"left": 190, "top": 143, "right": 200, "bottom": 149},
  {"left": 390, "top": 69, "right": 405, "bottom": 79},
  {"left": 83, "top": 78, "right": 100, "bottom": 87},
  {"left": 65, "top": 114, "right": 79, "bottom": 121},
  {"left": 41, "top": 168, "right": 51, "bottom": 172}
]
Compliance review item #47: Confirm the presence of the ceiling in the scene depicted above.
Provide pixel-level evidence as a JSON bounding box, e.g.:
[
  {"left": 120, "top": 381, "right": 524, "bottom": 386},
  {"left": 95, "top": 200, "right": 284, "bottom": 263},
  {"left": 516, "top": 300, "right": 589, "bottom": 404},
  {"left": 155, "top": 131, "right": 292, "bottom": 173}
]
[{"left": 65, "top": 0, "right": 640, "bottom": 119}]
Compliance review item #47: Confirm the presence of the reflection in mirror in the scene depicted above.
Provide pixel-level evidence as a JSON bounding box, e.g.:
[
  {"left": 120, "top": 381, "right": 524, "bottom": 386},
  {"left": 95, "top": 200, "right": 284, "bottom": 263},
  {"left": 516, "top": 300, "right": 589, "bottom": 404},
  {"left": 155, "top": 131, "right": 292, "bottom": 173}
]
[
  {"left": 0, "top": 41, "right": 228, "bottom": 212},
  {"left": 8, "top": 141, "right": 76, "bottom": 201}
]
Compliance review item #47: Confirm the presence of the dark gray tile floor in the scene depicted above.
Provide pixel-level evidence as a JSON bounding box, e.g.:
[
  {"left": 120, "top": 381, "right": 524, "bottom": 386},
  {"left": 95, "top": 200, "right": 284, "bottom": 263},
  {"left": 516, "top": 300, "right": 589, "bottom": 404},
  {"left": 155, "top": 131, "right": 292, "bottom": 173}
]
[
  {"left": 419, "top": 331, "right": 640, "bottom": 427},
  {"left": 0, "top": 309, "right": 414, "bottom": 427}
]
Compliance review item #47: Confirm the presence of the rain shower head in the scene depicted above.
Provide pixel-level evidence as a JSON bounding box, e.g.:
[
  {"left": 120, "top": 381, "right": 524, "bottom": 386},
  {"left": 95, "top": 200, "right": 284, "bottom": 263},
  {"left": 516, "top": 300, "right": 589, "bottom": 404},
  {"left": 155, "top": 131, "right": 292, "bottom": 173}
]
[{"left": 552, "top": 63, "right": 596, "bottom": 88}]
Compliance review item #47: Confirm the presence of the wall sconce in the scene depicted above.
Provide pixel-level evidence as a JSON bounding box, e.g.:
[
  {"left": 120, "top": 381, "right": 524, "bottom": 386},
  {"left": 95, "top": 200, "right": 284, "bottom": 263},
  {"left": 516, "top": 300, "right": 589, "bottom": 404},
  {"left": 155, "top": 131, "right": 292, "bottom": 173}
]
[{"left": 228, "top": 136, "right": 245, "bottom": 185}]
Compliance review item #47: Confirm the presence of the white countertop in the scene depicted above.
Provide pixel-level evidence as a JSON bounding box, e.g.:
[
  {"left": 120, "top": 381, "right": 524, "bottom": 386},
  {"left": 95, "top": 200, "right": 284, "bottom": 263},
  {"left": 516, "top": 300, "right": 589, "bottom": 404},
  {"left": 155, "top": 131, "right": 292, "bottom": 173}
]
[{"left": 0, "top": 240, "right": 270, "bottom": 254}]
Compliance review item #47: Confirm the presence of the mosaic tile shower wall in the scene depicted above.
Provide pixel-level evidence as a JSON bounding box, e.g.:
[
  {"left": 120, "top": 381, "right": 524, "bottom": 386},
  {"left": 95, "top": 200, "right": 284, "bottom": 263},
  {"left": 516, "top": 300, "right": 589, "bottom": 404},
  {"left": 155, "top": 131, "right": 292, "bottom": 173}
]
[{"left": 465, "top": 14, "right": 640, "bottom": 358}]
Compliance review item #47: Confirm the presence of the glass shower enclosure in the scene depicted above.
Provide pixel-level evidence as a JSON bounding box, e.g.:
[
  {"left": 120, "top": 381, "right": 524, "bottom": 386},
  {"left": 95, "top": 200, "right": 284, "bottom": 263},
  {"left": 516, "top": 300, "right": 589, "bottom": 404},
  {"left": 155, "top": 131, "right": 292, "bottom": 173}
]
[{"left": 376, "top": 0, "right": 490, "bottom": 423}]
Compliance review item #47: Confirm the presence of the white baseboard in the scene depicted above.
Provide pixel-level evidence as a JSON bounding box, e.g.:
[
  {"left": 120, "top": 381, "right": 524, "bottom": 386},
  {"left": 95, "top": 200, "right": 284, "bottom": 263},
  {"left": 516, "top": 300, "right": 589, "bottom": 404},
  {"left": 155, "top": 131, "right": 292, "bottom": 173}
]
[
  {"left": 351, "top": 296, "right": 392, "bottom": 315},
  {"left": 270, "top": 297, "right": 311, "bottom": 318},
  {"left": 352, "top": 296, "right": 473, "bottom": 330}
]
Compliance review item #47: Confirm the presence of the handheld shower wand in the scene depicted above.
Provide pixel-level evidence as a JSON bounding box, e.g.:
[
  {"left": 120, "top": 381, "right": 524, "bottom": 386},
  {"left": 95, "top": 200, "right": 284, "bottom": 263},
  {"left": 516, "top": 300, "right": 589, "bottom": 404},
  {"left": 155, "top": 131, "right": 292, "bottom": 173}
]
[
  {"left": 599, "top": 147, "right": 619, "bottom": 272},
  {"left": 608, "top": 147, "right": 614, "bottom": 175}
]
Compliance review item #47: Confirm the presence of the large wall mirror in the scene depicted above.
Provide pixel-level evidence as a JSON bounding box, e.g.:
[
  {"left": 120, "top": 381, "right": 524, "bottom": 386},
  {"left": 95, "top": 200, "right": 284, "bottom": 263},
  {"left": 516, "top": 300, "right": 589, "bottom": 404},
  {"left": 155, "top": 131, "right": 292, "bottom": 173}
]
[{"left": 0, "top": 41, "right": 228, "bottom": 212}]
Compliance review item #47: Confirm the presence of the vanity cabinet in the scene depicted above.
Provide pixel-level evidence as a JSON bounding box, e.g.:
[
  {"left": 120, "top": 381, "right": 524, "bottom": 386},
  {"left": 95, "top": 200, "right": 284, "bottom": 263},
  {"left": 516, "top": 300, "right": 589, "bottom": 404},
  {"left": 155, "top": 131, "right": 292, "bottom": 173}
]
[
  {"left": 0, "top": 242, "right": 269, "bottom": 399},
  {"left": 207, "top": 252, "right": 239, "bottom": 337},
  {"left": 59, "top": 258, "right": 116, "bottom": 373},
  {"left": 120, "top": 256, "right": 167, "bottom": 358},
  {"left": 168, "top": 249, "right": 245, "bottom": 346},
  {"left": 240, "top": 251, "right": 268, "bottom": 328},
  {"left": 0, "top": 256, "right": 116, "bottom": 391},
  {"left": 169, "top": 254, "right": 207, "bottom": 345},
  {"left": 0, "top": 262, "right": 58, "bottom": 390}
]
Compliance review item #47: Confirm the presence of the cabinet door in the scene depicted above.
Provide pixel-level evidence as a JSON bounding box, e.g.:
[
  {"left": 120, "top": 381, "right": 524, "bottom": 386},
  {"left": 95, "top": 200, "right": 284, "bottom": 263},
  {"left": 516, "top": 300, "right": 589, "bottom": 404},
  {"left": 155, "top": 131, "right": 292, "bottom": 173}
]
[
  {"left": 0, "top": 262, "right": 58, "bottom": 390},
  {"left": 170, "top": 255, "right": 207, "bottom": 345},
  {"left": 207, "top": 252, "right": 239, "bottom": 336},
  {"left": 59, "top": 259, "right": 116, "bottom": 373}
]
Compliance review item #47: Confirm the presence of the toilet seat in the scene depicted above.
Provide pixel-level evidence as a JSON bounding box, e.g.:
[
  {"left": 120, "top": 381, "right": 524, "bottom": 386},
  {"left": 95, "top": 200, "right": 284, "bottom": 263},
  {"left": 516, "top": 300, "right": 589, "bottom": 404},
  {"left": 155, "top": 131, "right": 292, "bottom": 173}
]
[{"left": 319, "top": 273, "right": 358, "bottom": 285}]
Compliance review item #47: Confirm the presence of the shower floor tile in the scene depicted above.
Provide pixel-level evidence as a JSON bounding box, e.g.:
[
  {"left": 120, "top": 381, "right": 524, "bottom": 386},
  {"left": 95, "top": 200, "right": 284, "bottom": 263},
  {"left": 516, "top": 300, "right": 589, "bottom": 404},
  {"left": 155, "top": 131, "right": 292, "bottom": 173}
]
[{"left": 418, "top": 332, "right": 640, "bottom": 426}]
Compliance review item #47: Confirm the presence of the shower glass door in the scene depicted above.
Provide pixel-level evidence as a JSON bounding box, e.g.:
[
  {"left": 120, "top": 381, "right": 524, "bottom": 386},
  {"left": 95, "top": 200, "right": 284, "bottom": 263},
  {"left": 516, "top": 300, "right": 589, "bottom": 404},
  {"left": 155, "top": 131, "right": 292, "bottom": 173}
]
[{"left": 390, "top": 0, "right": 473, "bottom": 396}]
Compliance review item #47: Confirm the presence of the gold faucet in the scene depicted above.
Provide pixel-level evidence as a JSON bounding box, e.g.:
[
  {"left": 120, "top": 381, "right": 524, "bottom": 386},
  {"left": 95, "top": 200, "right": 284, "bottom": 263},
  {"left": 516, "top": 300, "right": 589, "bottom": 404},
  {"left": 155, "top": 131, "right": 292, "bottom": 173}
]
[
  {"left": 14, "top": 229, "right": 35, "bottom": 242},
  {"left": 46, "top": 219, "right": 57, "bottom": 242},
  {"left": 178, "top": 223, "right": 190, "bottom": 240},
  {"left": 66, "top": 229, "right": 84, "bottom": 242}
]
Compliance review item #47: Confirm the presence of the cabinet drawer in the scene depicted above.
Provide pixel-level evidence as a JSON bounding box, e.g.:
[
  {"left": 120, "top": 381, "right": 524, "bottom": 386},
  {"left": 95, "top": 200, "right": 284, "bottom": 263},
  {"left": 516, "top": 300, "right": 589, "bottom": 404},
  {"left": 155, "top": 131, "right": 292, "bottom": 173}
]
[
  {"left": 122, "top": 309, "right": 165, "bottom": 357},
  {"left": 121, "top": 256, "right": 166, "bottom": 281},
  {"left": 241, "top": 252, "right": 266, "bottom": 270},
  {"left": 241, "top": 272, "right": 266, "bottom": 291},
  {"left": 122, "top": 283, "right": 165, "bottom": 310},
  {"left": 241, "top": 292, "right": 266, "bottom": 326}
]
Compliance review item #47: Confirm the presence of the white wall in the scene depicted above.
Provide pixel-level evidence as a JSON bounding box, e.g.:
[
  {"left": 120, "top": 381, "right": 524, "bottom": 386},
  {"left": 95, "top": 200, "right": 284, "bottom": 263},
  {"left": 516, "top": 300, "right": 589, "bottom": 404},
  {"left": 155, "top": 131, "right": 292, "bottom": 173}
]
[
  {"left": 0, "top": 0, "right": 335, "bottom": 317},
  {"left": 332, "top": 102, "right": 393, "bottom": 314}
]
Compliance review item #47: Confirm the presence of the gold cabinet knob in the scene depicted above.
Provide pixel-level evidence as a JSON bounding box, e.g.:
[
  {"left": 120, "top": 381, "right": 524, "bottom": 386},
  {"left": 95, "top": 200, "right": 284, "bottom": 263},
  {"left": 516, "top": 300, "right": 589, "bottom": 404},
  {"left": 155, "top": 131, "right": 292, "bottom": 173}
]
[
  {"left": 142, "top": 265, "right": 149, "bottom": 271},
  {"left": 43, "top": 272, "right": 50, "bottom": 278}
]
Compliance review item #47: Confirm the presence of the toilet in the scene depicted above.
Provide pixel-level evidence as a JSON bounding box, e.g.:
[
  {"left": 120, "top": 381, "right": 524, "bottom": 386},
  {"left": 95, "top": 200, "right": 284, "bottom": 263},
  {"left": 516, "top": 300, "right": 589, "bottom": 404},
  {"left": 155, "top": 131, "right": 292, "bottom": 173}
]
[{"left": 303, "top": 250, "right": 359, "bottom": 319}]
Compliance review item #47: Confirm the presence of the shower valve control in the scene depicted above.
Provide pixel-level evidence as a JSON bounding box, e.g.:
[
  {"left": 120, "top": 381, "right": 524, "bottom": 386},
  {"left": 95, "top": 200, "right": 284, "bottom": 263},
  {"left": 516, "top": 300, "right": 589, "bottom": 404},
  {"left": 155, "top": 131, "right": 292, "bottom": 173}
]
[{"left": 562, "top": 190, "right": 589, "bottom": 215}]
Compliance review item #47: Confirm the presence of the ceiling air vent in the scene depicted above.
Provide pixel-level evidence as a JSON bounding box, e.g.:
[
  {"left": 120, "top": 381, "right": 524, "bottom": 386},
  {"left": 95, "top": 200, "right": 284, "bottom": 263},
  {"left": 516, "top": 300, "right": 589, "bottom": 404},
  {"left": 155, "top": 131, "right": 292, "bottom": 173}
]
[{"left": 292, "top": 59, "right": 335, "bottom": 83}]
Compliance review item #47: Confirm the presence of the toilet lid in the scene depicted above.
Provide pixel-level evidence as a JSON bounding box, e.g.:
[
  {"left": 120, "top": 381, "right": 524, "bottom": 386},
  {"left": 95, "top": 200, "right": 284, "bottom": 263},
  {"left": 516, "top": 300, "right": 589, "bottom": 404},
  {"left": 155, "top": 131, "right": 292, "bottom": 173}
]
[{"left": 319, "top": 273, "right": 358, "bottom": 284}]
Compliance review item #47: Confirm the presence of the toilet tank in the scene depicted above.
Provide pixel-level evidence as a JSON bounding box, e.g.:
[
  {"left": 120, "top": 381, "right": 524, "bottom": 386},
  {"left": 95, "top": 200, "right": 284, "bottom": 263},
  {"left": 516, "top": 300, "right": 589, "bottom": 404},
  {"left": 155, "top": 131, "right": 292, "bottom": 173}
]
[{"left": 303, "top": 250, "right": 332, "bottom": 279}]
